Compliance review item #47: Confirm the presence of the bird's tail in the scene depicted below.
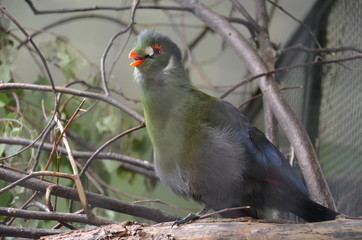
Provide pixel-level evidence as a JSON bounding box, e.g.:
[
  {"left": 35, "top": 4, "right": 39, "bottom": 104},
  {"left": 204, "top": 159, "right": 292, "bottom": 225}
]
[{"left": 290, "top": 198, "right": 339, "bottom": 222}]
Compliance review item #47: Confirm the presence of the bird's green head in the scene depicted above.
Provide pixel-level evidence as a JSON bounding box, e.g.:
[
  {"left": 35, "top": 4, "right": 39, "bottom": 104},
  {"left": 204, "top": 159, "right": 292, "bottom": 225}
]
[{"left": 128, "top": 30, "right": 182, "bottom": 73}]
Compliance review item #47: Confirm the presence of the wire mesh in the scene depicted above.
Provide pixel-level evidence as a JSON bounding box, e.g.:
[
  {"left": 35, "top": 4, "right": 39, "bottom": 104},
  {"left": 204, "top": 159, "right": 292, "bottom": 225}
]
[{"left": 246, "top": 0, "right": 362, "bottom": 216}]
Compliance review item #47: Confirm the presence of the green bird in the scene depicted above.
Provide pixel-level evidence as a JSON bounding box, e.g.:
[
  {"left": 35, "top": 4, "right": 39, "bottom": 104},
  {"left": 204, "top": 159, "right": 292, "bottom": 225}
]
[{"left": 128, "top": 29, "right": 338, "bottom": 223}]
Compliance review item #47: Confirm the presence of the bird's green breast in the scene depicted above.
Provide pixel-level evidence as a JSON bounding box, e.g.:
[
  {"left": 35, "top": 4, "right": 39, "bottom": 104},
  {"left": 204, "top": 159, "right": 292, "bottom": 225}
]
[{"left": 141, "top": 86, "right": 214, "bottom": 175}]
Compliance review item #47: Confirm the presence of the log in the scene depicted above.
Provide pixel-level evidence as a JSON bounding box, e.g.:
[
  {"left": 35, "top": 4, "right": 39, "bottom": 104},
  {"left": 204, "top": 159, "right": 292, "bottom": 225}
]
[{"left": 40, "top": 218, "right": 362, "bottom": 240}]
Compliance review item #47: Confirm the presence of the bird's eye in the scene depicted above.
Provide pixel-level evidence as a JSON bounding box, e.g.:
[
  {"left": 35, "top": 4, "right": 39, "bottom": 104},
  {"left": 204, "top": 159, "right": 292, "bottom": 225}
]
[{"left": 152, "top": 44, "right": 163, "bottom": 55}]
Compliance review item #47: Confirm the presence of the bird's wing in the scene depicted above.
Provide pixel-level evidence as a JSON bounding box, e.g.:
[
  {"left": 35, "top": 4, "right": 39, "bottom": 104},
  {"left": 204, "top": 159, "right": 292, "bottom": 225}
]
[
  {"left": 206, "top": 98, "right": 308, "bottom": 196},
  {"left": 244, "top": 126, "right": 308, "bottom": 196}
]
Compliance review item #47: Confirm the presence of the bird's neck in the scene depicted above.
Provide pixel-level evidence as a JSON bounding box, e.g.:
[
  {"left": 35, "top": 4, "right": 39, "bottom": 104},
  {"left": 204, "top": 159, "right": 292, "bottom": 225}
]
[
  {"left": 135, "top": 67, "right": 198, "bottom": 156},
  {"left": 139, "top": 74, "right": 194, "bottom": 125}
]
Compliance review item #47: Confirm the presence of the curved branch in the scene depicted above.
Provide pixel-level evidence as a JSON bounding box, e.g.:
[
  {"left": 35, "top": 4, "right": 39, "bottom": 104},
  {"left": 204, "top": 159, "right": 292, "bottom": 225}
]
[
  {"left": 0, "top": 136, "right": 155, "bottom": 176},
  {"left": 0, "top": 167, "right": 178, "bottom": 223},
  {"left": 0, "top": 83, "right": 144, "bottom": 123},
  {"left": 17, "top": 14, "right": 139, "bottom": 50}
]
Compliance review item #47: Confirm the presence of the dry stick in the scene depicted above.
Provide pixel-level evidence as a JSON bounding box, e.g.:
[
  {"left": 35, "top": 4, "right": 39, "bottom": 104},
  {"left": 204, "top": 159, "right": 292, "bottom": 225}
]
[
  {"left": 199, "top": 206, "right": 251, "bottom": 220},
  {"left": 53, "top": 102, "right": 114, "bottom": 225},
  {"left": 100, "top": 0, "right": 140, "bottom": 96},
  {"left": 43, "top": 99, "right": 86, "bottom": 171},
  {"left": 175, "top": 0, "right": 336, "bottom": 209}
]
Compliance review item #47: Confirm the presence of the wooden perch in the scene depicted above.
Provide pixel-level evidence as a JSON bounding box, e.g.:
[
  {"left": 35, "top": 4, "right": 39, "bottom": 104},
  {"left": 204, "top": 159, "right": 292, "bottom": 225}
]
[{"left": 40, "top": 218, "right": 362, "bottom": 240}]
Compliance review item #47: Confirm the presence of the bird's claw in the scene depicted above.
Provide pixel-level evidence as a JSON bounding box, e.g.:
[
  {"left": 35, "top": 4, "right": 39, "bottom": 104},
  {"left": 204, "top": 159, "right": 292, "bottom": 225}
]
[{"left": 172, "top": 213, "right": 200, "bottom": 227}]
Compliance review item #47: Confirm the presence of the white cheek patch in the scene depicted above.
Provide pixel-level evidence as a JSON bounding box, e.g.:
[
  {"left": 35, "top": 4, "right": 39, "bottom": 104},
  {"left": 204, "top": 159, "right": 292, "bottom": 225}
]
[{"left": 144, "top": 46, "right": 154, "bottom": 56}]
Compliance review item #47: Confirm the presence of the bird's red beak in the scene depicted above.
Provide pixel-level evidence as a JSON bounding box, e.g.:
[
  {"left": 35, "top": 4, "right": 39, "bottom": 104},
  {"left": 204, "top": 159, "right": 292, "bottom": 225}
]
[{"left": 128, "top": 50, "right": 145, "bottom": 66}]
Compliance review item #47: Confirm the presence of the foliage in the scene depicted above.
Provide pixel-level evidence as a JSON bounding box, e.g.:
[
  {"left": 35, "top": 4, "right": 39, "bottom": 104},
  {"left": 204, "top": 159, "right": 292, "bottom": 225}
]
[{"left": 0, "top": 11, "right": 162, "bottom": 229}]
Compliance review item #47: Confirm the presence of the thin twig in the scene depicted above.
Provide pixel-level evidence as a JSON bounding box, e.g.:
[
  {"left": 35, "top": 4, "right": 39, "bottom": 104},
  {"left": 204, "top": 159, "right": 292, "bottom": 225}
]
[
  {"left": 280, "top": 44, "right": 362, "bottom": 55},
  {"left": 219, "top": 54, "right": 362, "bottom": 99},
  {"left": 199, "top": 206, "right": 251, "bottom": 219},
  {"left": 229, "top": 0, "right": 259, "bottom": 30},
  {"left": 17, "top": 14, "right": 135, "bottom": 49},
  {"left": 53, "top": 102, "right": 100, "bottom": 223},
  {"left": 79, "top": 123, "right": 146, "bottom": 177},
  {"left": 266, "top": 0, "right": 321, "bottom": 48},
  {"left": 100, "top": 0, "right": 139, "bottom": 95}
]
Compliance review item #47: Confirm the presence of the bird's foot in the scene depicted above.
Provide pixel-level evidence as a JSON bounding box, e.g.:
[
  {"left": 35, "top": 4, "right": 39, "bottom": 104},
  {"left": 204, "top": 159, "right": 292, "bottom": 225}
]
[
  {"left": 172, "top": 213, "right": 200, "bottom": 227},
  {"left": 172, "top": 207, "right": 209, "bottom": 227}
]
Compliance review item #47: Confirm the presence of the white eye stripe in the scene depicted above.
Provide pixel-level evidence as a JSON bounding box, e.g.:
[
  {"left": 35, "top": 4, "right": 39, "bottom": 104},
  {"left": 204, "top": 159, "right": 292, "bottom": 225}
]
[{"left": 145, "top": 46, "right": 154, "bottom": 56}]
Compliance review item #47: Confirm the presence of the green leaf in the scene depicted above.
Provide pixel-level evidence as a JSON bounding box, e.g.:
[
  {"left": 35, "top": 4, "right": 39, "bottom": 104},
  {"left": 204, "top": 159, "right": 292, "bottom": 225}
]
[
  {"left": 0, "top": 63, "right": 14, "bottom": 82},
  {"left": 35, "top": 75, "right": 48, "bottom": 85},
  {"left": 0, "top": 181, "right": 12, "bottom": 206},
  {"left": 95, "top": 114, "right": 121, "bottom": 134},
  {"left": 0, "top": 93, "right": 10, "bottom": 107}
]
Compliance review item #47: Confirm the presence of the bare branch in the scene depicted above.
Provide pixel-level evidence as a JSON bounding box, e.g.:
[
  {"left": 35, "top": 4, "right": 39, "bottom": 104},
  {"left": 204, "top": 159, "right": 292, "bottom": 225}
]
[
  {"left": 219, "top": 54, "right": 362, "bottom": 99},
  {"left": 229, "top": 0, "right": 259, "bottom": 30},
  {"left": 0, "top": 136, "right": 155, "bottom": 173},
  {"left": 0, "top": 167, "right": 178, "bottom": 223},
  {"left": 0, "top": 83, "right": 144, "bottom": 123},
  {"left": 17, "top": 14, "right": 138, "bottom": 50},
  {"left": 0, "top": 224, "right": 65, "bottom": 239},
  {"left": 100, "top": 0, "right": 140, "bottom": 95},
  {"left": 280, "top": 44, "right": 362, "bottom": 55},
  {"left": 53, "top": 104, "right": 112, "bottom": 225},
  {"left": 0, "top": 207, "right": 102, "bottom": 225}
]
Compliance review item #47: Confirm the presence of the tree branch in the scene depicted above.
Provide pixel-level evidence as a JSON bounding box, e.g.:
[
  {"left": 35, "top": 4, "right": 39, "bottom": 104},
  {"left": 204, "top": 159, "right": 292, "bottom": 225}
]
[
  {"left": 0, "top": 136, "right": 156, "bottom": 178},
  {"left": 0, "top": 83, "right": 144, "bottom": 123},
  {"left": 0, "top": 207, "right": 104, "bottom": 226},
  {"left": 0, "top": 225, "right": 65, "bottom": 239},
  {"left": 0, "top": 167, "right": 178, "bottom": 223}
]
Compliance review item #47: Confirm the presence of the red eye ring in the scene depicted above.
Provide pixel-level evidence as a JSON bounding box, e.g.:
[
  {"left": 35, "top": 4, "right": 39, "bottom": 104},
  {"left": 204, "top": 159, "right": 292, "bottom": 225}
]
[{"left": 152, "top": 44, "right": 163, "bottom": 55}]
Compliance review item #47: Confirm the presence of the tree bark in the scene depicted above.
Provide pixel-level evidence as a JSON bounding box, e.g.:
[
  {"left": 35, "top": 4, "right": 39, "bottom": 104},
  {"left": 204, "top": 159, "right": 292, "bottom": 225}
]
[{"left": 40, "top": 218, "right": 362, "bottom": 240}]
